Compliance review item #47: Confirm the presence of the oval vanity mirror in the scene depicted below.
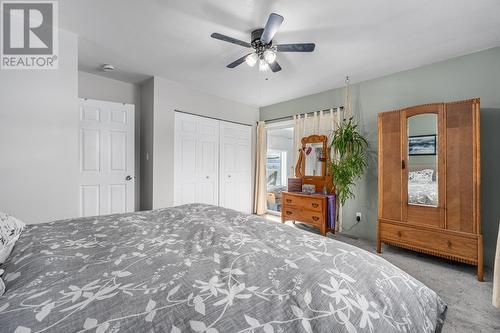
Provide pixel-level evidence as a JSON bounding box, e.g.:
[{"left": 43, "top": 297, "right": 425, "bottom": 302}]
[{"left": 407, "top": 113, "right": 438, "bottom": 207}]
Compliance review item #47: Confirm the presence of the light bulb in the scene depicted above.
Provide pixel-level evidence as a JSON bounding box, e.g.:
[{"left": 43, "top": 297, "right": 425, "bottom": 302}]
[
  {"left": 245, "top": 53, "right": 258, "bottom": 67},
  {"left": 259, "top": 58, "right": 268, "bottom": 71},
  {"left": 263, "top": 50, "right": 276, "bottom": 64}
]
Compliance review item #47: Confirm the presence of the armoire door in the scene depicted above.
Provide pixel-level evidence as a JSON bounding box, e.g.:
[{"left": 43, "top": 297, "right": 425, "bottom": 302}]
[
  {"left": 378, "top": 111, "right": 403, "bottom": 221},
  {"left": 445, "top": 99, "right": 480, "bottom": 234},
  {"left": 219, "top": 122, "right": 252, "bottom": 213},
  {"left": 401, "top": 103, "right": 446, "bottom": 228},
  {"left": 174, "top": 112, "right": 219, "bottom": 206}
]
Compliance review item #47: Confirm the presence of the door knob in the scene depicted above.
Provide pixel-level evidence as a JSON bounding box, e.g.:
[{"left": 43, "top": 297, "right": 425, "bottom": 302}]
[
  {"left": 228, "top": 175, "right": 231, "bottom": 178},
  {"left": 125, "top": 175, "right": 132, "bottom": 181},
  {"left": 206, "top": 176, "right": 210, "bottom": 179}
]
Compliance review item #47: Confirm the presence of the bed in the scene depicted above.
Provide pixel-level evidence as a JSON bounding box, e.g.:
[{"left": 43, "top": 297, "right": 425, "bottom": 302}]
[
  {"left": 0, "top": 204, "right": 446, "bottom": 332},
  {"left": 408, "top": 181, "right": 438, "bottom": 206}
]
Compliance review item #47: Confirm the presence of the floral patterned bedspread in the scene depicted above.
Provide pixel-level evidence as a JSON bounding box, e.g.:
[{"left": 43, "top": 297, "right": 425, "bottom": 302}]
[{"left": 0, "top": 204, "right": 446, "bottom": 333}]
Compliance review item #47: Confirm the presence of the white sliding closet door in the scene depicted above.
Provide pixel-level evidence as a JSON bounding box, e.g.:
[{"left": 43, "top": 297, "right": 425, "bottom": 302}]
[
  {"left": 79, "top": 98, "right": 135, "bottom": 217},
  {"left": 174, "top": 112, "right": 219, "bottom": 206},
  {"left": 219, "top": 122, "right": 252, "bottom": 213}
]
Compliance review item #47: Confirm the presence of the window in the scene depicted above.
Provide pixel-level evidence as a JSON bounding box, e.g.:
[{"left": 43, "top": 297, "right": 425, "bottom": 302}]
[{"left": 267, "top": 150, "right": 287, "bottom": 189}]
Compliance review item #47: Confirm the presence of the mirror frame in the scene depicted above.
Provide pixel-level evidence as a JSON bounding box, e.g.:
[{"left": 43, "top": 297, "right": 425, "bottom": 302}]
[
  {"left": 402, "top": 104, "right": 446, "bottom": 228},
  {"left": 295, "top": 135, "right": 329, "bottom": 178}
]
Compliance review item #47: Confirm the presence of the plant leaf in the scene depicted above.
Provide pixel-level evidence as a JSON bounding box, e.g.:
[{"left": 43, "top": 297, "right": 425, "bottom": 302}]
[
  {"left": 145, "top": 310, "right": 156, "bottom": 322},
  {"left": 83, "top": 318, "right": 98, "bottom": 329},
  {"left": 291, "top": 305, "right": 304, "bottom": 318},
  {"left": 168, "top": 285, "right": 180, "bottom": 298},
  {"left": 0, "top": 302, "right": 9, "bottom": 312},
  {"left": 194, "top": 295, "right": 205, "bottom": 315},
  {"left": 189, "top": 321, "right": 206, "bottom": 332},
  {"left": 301, "top": 319, "right": 313, "bottom": 333},
  {"left": 146, "top": 299, "right": 156, "bottom": 312},
  {"left": 35, "top": 302, "right": 54, "bottom": 322},
  {"left": 96, "top": 322, "right": 110, "bottom": 333},
  {"left": 263, "top": 324, "right": 274, "bottom": 333},
  {"left": 304, "top": 290, "right": 312, "bottom": 305},
  {"left": 244, "top": 315, "right": 260, "bottom": 327}
]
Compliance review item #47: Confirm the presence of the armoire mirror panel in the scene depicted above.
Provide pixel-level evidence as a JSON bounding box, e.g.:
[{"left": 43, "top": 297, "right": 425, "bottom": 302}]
[{"left": 407, "top": 114, "right": 438, "bottom": 207}]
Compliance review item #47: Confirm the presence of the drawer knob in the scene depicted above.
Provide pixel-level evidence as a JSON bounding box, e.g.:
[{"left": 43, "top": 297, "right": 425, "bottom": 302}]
[
  {"left": 286, "top": 199, "right": 292, "bottom": 203},
  {"left": 397, "top": 231, "right": 402, "bottom": 237},
  {"left": 311, "top": 203, "right": 319, "bottom": 208},
  {"left": 312, "top": 216, "right": 319, "bottom": 221},
  {"left": 447, "top": 240, "right": 452, "bottom": 248},
  {"left": 286, "top": 211, "right": 293, "bottom": 215}
]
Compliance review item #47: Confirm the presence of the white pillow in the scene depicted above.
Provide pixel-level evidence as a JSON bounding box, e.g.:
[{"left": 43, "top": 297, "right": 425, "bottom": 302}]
[
  {"left": 0, "top": 235, "right": 20, "bottom": 263},
  {"left": 0, "top": 212, "right": 25, "bottom": 264},
  {"left": 409, "top": 169, "right": 434, "bottom": 183}
]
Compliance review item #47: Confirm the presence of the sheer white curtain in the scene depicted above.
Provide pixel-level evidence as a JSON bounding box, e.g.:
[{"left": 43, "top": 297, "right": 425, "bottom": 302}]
[
  {"left": 254, "top": 121, "right": 267, "bottom": 215},
  {"left": 493, "top": 225, "right": 500, "bottom": 307},
  {"left": 293, "top": 108, "right": 343, "bottom": 230},
  {"left": 293, "top": 108, "right": 340, "bottom": 153}
]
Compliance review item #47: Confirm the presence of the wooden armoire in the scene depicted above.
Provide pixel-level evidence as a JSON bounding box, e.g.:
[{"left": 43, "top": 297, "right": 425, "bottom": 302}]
[{"left": 377, "top": 99, "right": 483, "bottom": 280}]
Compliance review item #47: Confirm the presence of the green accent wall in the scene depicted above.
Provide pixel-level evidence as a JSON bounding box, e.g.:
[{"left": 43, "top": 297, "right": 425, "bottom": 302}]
[{"left": 260, "top": 46, "right": 500, "bottom": 267}]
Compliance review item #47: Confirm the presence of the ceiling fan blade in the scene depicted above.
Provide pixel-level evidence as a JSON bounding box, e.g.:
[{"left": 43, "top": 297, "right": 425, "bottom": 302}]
[
  {"left": 211, "top": 33, "right": 251, "bottom": 48},
  {"left": 277, "top": 43, "right": 315, "bottom": 52},
  {"left": 227, "top": 53, "right": 253, "bottom": 68},
  {"left": 269, "top": 61, "right": 282, "bottom": 73},
  {"left": 260, "top": 13, "right": 284, "bottom": 44}
]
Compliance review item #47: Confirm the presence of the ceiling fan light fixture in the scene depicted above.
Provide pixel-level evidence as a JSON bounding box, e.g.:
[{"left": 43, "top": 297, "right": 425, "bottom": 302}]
[
  {"left": 259, "top": 58, "right": 269, "bottom": 72},
  {"left": 211, "top": 12, "right": 315, "bottom": 73},
  {"left": 263, "top": 49, "right": 277, "bottom": 64},
  {"left": 245, "top": 53, "right": 258, "bottom": 67}
]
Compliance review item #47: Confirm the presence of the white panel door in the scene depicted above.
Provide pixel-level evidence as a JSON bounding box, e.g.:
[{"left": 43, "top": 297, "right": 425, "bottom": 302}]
[
  {"left": 219, "top": 122, "right": 252, "bottom": 213},
  {"left": 79, "top": 99, "right": 135, "bottom": 217},
  {"left": 174, "top": 112, "right": 219, "bottom": 206}
]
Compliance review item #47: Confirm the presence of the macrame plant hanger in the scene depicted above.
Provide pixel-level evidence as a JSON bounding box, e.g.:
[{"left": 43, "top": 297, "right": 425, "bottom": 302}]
[{"left": 343, "top": 75, "right": 353, "bottom": 121}]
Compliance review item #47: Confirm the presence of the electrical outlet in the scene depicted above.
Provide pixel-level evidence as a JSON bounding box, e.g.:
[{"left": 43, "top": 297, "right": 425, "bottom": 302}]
[{"left": 356, "top": 212, "right": 362, "bottom": 222}]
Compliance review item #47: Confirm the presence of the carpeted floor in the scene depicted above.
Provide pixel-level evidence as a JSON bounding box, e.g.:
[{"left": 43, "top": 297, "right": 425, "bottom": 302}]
[{"left": 267, "top": 217, "right": 500, "bottom": 332}]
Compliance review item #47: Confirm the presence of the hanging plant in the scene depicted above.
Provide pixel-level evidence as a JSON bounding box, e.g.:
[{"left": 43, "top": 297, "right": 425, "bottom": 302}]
[{"left": 329, "top": 117, "right": 368, "bottom": 206}]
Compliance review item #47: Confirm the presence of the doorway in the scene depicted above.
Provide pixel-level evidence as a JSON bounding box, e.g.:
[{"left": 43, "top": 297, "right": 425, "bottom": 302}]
[{"left": 78, "top": 98, "right": 135, "bottom": 217}]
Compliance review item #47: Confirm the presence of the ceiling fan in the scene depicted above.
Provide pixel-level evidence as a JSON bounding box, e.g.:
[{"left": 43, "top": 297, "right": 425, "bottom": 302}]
[{"left": 211, "top": 13, "right": 315, "bottom": 73}]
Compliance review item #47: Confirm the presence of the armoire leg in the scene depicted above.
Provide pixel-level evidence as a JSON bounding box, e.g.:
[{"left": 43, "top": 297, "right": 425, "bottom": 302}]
[
  {"left": 477, "top": 236, "right": 484, "bottom": 281},
  {"left": 376, "top": 226, "right": 382, "bottom": 253}
]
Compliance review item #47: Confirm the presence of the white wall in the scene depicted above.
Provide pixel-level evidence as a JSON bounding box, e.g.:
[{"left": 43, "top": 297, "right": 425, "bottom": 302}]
[
  {"left": 141, "top": 77, "right": 260, "bottom": 209},
  {"left": 78, "top": 71, "right": 142, "bottom": 210},
  {"left": 139, "top": 78, "right": 155, "bottom": 210},
  {"left": 0, "top": 31, "right": 79, "bottom": 223},
  {"left": 78, "top": 71, "right": 139, "bottom": 105}
]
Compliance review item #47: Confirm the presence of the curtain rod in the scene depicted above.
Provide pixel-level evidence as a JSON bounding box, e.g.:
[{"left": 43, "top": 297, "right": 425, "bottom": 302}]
[
  {"left": 262, "top": 106, "right": 344, "bottom": 124},
  {"left": 174, "top": 109, "right": 252, "bottom": 127}
]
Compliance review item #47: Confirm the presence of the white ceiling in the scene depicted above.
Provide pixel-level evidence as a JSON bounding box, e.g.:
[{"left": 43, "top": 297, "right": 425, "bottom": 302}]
[{"left": 61, "top": 0, "right": 500, "bottom": 107}]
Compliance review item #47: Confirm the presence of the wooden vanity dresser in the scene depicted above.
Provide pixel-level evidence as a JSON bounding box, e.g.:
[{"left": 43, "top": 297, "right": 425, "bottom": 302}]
[
  {"left": 281, "top": 135, "right": 335, "bottom": 236},
  {"left": 281, "top": 192, "right": 331, "bottom": 236}
]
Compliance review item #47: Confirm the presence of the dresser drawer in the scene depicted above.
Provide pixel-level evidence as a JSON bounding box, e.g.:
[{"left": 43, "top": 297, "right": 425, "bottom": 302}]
[
  {"left": 300, "top": 209, "right": 324, "bottom": 226},
  {"left": 380, "top": 222, "right": 478, "bottom": 261},
  {"left": 283, "top": 195, "right": 323, "bottom": 212},
  {"left": 282, "top": 208, "right": 302, "bottom": 220}
]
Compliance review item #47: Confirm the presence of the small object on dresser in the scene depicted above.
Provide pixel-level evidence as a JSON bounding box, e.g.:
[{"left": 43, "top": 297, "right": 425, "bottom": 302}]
[
  {"left": 302, "top": 184, "right": 316, "bottom": 194},
  {"left": 287, "top": 178, "right": 303, "bottom": 192}
]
